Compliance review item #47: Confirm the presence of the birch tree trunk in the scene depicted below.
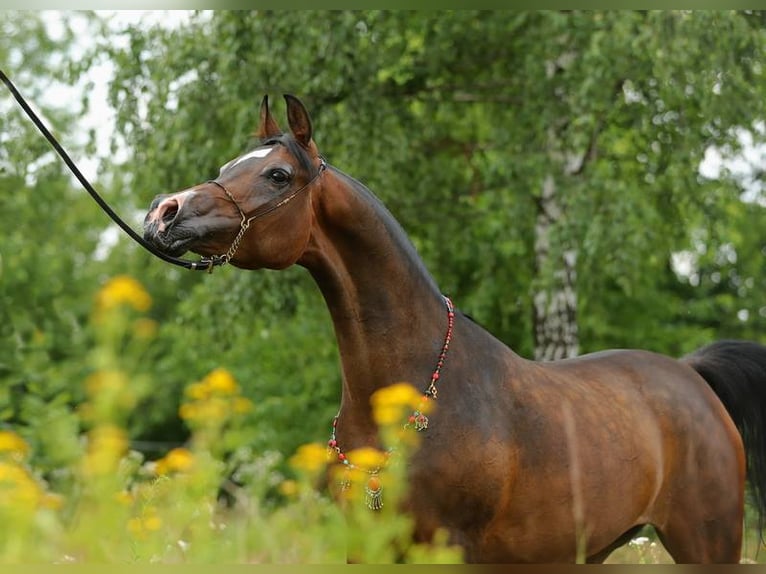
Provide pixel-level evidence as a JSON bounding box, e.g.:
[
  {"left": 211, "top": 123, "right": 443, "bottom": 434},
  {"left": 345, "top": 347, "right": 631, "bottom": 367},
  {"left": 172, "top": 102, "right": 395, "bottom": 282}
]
[
  {"left": 532, "top": 51, "right": 585, "bottom": 362},
  {"left": 533, "top": 173, "right": 579, "bottom": 361}
]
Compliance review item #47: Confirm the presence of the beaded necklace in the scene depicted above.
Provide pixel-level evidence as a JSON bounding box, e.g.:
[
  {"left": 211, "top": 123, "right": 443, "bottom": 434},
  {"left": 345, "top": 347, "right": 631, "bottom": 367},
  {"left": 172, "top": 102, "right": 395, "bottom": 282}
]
[{"left": 327, "top": 295, "right": 455, "bottom": 510}]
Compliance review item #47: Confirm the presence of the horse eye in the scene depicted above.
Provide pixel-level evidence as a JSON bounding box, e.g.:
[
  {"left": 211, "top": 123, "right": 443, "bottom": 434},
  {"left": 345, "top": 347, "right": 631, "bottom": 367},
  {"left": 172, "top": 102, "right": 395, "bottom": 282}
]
[{"left": 268, "top": 169, "right": 290, "bottom": 185}]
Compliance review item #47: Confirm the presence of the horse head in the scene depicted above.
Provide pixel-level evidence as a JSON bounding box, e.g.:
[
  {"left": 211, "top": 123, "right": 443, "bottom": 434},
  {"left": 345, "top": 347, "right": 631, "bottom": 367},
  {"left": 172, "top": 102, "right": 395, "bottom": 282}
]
[{"left": 143, "top": 94, "right": 324, "bottom": 270}]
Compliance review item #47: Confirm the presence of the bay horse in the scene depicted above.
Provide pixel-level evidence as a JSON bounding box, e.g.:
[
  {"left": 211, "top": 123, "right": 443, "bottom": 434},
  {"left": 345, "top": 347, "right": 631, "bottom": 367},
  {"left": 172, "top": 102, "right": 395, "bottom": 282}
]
[{"left": 143, "top": 94, "right": 766, "bottom": 563}]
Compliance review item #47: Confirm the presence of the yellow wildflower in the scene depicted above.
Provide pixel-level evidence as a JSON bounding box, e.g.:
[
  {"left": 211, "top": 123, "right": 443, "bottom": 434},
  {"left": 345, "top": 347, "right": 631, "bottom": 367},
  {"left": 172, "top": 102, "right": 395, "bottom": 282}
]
[
  {"left": 178, "top": 403, "right": 197, "bottom": 421},
  {"left": 82, "top": 425, "right": 128, "bottom": 476},
  {"left": 289, "top": 443, "right": 328, "bottom": 474},
  {"left": 279, "top": 479, "right": 299, "bottom": 497},
  {"left": 195, "top": 398, "right": 228, "bottom": 421},
  {"left": 89, "top": 425, "right": 128, "bottom": 453},
  {"left": 184, "top": 382, "right": 209, "bottom": 401},
  {"left": 143, "top": 513, "right": 162, "bottom": 531},
  {"left": 346, "top": 447, "right": 387, "bottom": 471},
  {"left": 0, "top": 430, "right": 29, "bottom": 461},
  {"left": 114, "top": 490, "right": 134, "bottom": 506},
  {"left": 96, "top": 275, "right": 152, "bottom": 312},
  {"left": 0, "top": 461, "right": 42, "bottom": 508},
  {"left": 154, "top": 447, "right": 195, "bottom": 476},
  {"left": 372, "top": 405, "right": 403, "bottom": 427},
  {"left": 85, "top": 369, "right": 127, "bottom": 396},
  {"left": 371, "top": 382, "right": 422, "bottom": 410},
  {"left": 371, "top": 382, "right": 430, "bottom": 427},
  {"left": 127, "top": 517, "right": 144, "bottom": 537},
  {"left": 204, "top": 368, "right": 239, "bottom": 395},
  {"left": 127, "top": 508, "right": 163, "bottom": 538}
]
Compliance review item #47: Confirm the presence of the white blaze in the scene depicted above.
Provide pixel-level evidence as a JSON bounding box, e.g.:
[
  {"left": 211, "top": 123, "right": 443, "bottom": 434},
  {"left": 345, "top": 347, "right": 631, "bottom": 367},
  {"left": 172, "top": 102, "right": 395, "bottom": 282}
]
[{"left": 218, "top": 146, "right": 274, "bottom": 174}]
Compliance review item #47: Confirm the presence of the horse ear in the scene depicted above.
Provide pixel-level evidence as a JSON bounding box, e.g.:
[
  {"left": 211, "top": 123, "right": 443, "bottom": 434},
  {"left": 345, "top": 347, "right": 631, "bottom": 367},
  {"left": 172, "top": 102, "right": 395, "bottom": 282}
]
[
  {"left": 255, "top": 95, "right": 282, "bottom": 139},
  {"left": 283, "top": 94, "right": 313, "bottom": 148}
]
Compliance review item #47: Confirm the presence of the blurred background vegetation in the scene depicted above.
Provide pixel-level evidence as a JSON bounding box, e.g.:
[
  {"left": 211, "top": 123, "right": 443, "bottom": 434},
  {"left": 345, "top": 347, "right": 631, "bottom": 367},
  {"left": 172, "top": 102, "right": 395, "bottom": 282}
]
[{"left": 3, "top": 10, "right": 766, "bottom": 476}]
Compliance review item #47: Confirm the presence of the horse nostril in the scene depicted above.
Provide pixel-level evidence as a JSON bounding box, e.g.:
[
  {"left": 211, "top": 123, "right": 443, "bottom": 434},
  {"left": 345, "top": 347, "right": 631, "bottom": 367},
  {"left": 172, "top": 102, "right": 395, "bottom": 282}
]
[
  {"left": 161, "top": 200, "right": 179, "bottom": 224},
  {"left": 151, "top": 197, "right": 183, "bottom": 233}
]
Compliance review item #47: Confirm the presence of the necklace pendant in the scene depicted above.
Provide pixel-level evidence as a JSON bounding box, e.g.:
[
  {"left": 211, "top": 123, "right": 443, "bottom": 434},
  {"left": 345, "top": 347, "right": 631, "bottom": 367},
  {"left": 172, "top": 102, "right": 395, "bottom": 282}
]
[
  {"left": 414, "top": 413, "right": 429, "bottom": 431},
  {"left": 365, "top": 475, "right": 383, "bottom": 510}
]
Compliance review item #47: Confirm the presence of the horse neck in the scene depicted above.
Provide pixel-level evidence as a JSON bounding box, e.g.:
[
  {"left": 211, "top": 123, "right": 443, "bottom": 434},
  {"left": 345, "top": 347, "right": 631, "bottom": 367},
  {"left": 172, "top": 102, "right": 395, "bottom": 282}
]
[{"left": 298, "top": 167, "right": 449, "bottom": 438}]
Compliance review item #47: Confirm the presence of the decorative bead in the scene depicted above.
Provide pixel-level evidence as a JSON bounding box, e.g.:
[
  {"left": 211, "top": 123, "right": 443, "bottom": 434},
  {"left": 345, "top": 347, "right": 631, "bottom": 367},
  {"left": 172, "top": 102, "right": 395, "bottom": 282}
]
[
  {"left": 367, "top": 475, "right": 381, "bottom": 492},
  {"left": 328, "top": 439, "right": 337, "bottom": 448},
  {"left": 338, "top": 453, "right": 346, "bottom": 461}
]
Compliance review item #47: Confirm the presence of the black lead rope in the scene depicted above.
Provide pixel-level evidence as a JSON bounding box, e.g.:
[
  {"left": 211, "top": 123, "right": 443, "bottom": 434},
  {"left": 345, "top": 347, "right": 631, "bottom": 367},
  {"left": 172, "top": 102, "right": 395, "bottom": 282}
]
[{"left": 0, "top": 68, "right": 222, "bottom": 272}]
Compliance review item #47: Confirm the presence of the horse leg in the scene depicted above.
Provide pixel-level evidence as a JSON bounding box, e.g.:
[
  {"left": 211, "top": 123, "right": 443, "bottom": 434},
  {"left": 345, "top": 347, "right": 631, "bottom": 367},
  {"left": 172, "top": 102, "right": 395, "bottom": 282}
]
[{"left": 654, "top": 502, "right": 743, "bottom": 563}]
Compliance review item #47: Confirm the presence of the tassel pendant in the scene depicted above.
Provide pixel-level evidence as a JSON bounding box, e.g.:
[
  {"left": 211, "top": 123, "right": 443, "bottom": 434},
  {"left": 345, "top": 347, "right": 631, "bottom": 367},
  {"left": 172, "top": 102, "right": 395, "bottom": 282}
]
[
  {"left": 407, "top": 411, "right": 429, "bottom": 432},
  {"left": 365, "top": 475, "right": 383, "bottom": 510}
]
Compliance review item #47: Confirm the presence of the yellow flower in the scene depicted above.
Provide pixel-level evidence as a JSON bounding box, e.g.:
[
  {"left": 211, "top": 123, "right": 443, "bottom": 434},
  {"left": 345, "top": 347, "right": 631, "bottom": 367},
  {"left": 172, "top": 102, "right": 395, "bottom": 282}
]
[
  {"left": 96, "top": 275, "right": 152, "bottom": 312},
  {"left": 89, "top": 425, "right": 128, "bottom": 453},
  {"left": 0, "top": 430, "right": 29, "bottom": 461},
  {"left": 279, "top": 479, "right": 299, "bottom": 497},
  {"left": 143, "top": 513, "right": 162, "bottom": 531},
  {"left": 346, "top": 447, "right": 387, "bottom": 471},
  {"left": 371, "top": 382, "right": 421, "bottom": 410},
  {"left": 154, "top": 447, "right": 195, "bottom": 476},
  {"left": 204, "top": 368, "right": 239, "bottom": 395},
  {"left": 0, "top": 461, "right": 43, "bottom": 509},
  {"left": 127, "top": 508, "right": 163, "bottom": 538},
  {"left": 289, "top": 443, "right": 328, "bottom": 474},
  {"left": 371, "top": 383, "right": 430, "bottom": 427},
  {"left": 373, "top": 405, "right": 403, "bottom": 427},
  {"left": 85, "top": 369, "right": 127, "bottom": 396},
  {"left": 114, "top": 490, "right": 134, "bottom": 506},
  {"left": 82, "top": 425, "right": 128, "bottom": 476},
  {"left": 178, "top": 403, "right": 198, "bottom": 421},
  {"left": 184, "top": 382, "right": 209, "bottom": 401}
]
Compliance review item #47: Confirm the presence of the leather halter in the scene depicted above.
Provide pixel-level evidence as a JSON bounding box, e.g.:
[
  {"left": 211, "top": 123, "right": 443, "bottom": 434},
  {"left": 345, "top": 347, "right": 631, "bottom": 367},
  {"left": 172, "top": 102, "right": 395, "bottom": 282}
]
[{"left": 199, "top": 157, "right": 327, "bottom": 270}]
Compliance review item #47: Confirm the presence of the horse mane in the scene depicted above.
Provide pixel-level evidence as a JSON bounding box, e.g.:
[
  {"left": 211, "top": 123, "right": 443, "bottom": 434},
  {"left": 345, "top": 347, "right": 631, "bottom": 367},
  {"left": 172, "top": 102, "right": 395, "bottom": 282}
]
[{"left": 325, "top": 164, "right": 443, "bottom": 297}]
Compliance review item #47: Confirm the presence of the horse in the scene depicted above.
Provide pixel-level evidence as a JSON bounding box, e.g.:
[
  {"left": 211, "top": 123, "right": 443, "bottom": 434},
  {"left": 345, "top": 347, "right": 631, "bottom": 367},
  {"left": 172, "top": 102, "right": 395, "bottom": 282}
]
[{"left": 143, "top": 94, "right": 766, "bottom": 563}]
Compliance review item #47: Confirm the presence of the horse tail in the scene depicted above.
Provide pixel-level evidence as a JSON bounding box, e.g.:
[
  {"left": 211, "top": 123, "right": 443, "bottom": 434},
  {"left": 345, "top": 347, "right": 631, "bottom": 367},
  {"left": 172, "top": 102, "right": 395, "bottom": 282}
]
[{"left": 683, "top": 339, "right": 766, "bottom": 534}]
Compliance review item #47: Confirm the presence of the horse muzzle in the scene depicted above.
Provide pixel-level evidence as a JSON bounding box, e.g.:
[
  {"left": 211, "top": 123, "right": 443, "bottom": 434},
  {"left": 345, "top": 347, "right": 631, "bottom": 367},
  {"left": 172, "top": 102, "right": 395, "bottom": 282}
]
[{"left": 143, "top": 190, "right": 198, "bottom": 256}]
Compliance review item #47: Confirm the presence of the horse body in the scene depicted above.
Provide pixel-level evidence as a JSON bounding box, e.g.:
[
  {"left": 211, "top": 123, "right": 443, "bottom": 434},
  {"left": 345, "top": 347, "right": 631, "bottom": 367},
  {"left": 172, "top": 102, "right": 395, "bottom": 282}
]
[{"left": 143, "top": 94, "right": 765, "bottom": 563}]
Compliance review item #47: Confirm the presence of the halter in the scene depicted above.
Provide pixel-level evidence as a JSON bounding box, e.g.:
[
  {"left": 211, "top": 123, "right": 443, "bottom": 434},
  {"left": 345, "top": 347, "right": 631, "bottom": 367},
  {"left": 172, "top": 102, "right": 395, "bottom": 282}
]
[{"left": 200, "top": 157, "right": 327, "bottom": 270}]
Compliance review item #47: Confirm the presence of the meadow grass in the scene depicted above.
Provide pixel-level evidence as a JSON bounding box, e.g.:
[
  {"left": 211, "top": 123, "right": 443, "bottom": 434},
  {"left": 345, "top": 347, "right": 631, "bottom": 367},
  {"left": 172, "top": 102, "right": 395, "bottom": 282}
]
[
  {"left": 1, "top": 275, "right": 761, "bottom": 564},
  {"left": 0, "top": 276, "right": 459, "bottom": 563}
]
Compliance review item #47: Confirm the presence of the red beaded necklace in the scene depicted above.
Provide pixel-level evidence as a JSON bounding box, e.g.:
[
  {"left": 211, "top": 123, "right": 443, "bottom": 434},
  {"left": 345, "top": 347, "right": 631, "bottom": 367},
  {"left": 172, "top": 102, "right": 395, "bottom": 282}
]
[{"left": 327, "top": 295, "right": 455, "bottom": 509}]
